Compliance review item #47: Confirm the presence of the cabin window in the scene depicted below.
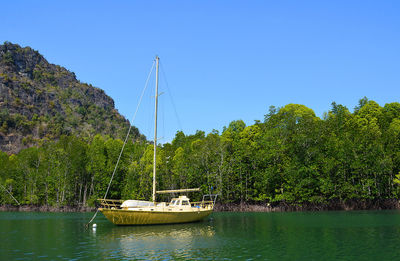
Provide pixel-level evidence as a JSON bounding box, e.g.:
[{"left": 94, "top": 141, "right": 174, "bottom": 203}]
[
  {"left": 171, "top": 200, "right": 176, "bottom": 205},
  {"left": 182, "top": 200, "right": 189, "bottom": 206}
]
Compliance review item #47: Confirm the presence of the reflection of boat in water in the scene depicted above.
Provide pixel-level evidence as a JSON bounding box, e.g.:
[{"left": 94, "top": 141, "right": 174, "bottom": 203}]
[
  {"left": 99, "top": 56, "right": 217, "bottom": 225},
  {"left": 97, "top": 222, "right": 216, "bottom": 241},
  {"left": 94, "top": 221, "right": 217, "bottom": 259}
]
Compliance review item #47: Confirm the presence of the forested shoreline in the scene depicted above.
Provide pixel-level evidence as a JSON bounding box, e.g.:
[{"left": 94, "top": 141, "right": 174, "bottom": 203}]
[
  {"left": 1, "top": 98, "right": 400, "bottom": 212},
  {"left": 1, "top": 199, "right": 399, "bottom": 213}
]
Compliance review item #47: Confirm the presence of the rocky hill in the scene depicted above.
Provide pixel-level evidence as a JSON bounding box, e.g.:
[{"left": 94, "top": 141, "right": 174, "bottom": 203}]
[{"left": 0, "top": 42, "right": 143, "bottom": 154}]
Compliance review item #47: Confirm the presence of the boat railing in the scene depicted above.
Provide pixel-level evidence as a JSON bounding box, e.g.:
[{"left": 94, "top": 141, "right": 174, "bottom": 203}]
[
  {"left": 98, "top": 199, "right": 124, "bottom": 209},
  {"left": 191, "top": 200, "right": 214, "bottom": 209},
  {"left": 202, "top": 193, "right": 218, "bottom": 206},
  {"left": 98, "top": 199, "right": 214, "bottom": 210}
]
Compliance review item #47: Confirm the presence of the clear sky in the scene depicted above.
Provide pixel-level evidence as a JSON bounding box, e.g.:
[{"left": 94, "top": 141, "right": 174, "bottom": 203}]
[{"left": 2, "top": 1, "right": 400, "bottom": 142}]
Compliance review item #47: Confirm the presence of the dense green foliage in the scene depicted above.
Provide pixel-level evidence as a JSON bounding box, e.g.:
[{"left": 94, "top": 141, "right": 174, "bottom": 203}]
[{"left": 1, "top": 98, "right": 400, "bottom": 207}]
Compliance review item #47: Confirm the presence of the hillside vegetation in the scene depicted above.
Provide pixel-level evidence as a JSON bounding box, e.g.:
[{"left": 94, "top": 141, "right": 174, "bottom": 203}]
[{"left": 0, "top": 42, "right": 143, "bottom": 154}]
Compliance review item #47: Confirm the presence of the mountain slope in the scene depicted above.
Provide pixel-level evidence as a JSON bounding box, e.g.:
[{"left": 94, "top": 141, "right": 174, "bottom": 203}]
[{"left": 0, "top": 42, "right": 143, "bottom": 153}]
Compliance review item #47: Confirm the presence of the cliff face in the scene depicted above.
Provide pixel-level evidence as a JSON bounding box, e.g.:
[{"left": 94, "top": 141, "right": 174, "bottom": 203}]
[{"left": 0, "top": 42, "right": 142, "bottom": 153}]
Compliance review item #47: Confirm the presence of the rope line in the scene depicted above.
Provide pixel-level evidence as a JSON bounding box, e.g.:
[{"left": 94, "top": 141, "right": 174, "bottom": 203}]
[
  {"left": 103, "top": 61, "right": 155, "bottom": 201},
  {"left": 85, "top": 60, "right": 155, "bottom": 228},
  {"left": 160, "top": 62, "right": 183, "bottom": 133},
  {"left": 0, "top": 183, "right": 20, "bottom": 205}
]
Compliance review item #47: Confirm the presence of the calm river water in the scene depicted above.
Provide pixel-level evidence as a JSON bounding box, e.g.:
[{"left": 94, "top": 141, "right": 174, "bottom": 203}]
[{"left": 1, "top": 210, "right": 400, "bottom": 260}]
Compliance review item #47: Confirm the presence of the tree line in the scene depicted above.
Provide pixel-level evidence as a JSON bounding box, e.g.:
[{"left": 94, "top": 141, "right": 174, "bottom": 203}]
[{"left": 1, "top": 98, "right": 400, "bottom": 207}]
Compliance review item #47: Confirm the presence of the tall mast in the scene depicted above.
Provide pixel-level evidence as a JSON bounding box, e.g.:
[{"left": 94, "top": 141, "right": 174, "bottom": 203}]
[{"left": 153, "top": 56, "right": 159, "bottom": 203}]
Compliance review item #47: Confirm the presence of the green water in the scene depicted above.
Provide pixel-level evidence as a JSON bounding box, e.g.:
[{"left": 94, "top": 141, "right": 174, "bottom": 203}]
[{"left": 1, "top": 211, "right": 400, "bottom": 260}]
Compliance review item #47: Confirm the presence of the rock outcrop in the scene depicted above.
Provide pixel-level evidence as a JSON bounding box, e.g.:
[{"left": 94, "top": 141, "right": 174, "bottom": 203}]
[{"left": 0, "top": 42, "right": 143, "bottom": 153}]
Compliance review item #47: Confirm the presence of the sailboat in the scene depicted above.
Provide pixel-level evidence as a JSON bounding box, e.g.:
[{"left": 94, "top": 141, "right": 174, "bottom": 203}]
[{"left": 98, "top": 56, "right": 216, "bottom": 225}]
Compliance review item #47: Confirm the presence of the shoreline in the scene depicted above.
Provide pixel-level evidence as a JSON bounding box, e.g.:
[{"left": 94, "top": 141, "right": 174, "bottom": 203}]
[
  {"left": 214, "top": 199, "right": 400, "bottom": 212},
  {"left": 0, "top": 205, "right": 96, "bottom": 212},
  {"left": 1, "top": 199, "right": 399, "bottom": 213}
]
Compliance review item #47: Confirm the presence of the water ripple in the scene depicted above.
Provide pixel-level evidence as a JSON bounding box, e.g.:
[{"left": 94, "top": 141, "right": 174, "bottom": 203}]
[{"left": 2, "top": 211, "right": 400, "bottom": 260}]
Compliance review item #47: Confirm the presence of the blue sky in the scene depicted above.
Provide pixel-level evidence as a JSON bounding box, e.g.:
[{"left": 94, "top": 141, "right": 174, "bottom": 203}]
[{"left": 2, "top": 1, "right": 400, "bottom": 142}]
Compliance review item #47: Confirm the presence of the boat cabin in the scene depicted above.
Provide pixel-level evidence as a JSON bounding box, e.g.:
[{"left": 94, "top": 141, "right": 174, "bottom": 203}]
[
  {"left": 121, "top": 200, "right": 154, "bottom": 209},
  {"left": 169, "top": 195, "right": 191, "bottom": 208}
]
